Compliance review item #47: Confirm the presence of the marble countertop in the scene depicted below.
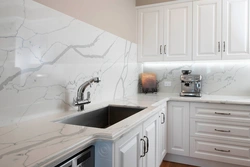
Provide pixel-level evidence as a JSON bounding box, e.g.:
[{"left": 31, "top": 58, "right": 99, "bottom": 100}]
[{"left": 1, "top": 93, "right": 250, "bottom": 167}]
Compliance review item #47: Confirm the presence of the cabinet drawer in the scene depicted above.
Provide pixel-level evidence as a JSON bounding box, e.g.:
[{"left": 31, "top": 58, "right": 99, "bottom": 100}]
[
  {"left": 191, "top": 119, "right": 250, "bottom": 142},
  {"left": 190, "top": 137, "right": 250, "bottom": 166},
  {"left": 190, "top": 103, "right": 250, "bottom": 123}
]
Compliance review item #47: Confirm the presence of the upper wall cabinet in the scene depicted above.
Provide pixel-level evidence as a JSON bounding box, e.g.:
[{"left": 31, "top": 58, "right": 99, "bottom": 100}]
[
  {"left": 137, "top": 7, "right": 164, "bottom": 62},
  {"left": 222, "top": 0, "right": 250, "bottom": 59},
  {"left": 137, "top": 0, "right": 250, "bottom": 62},
  {"left": 193, "top": 0, "right": 222, "bottom": 60},
  {"left": 164, "top": 2, "right": 192, "bottom": 61},
  {"left": 137, "top": 2, "right": 192, "bottom": 62},
  {"left": 193, "top": 0, "right": 250, "bottom": 60}
]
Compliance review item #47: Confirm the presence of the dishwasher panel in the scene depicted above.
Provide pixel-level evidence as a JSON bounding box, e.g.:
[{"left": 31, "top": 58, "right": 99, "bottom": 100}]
[{"left": 56, "top": 146, "right": 94, "bottom": 167}]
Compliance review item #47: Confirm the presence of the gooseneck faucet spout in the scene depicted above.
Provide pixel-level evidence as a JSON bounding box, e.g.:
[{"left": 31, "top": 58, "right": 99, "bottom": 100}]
[{"left": 74, "top": 77, "right": 101, "bottom": 111}]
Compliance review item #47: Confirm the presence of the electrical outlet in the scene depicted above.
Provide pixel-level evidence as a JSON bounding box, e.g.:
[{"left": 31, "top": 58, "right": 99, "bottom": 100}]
[{"left": 164, "top": 81, "right": 172, "bottom": 87}]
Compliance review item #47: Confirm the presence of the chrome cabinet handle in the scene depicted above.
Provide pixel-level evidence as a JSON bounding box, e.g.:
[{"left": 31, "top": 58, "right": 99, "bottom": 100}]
[
  {"left": 164, "top": 45, "right": 166, "bottom": 54},
  {"left": 215, "top": 112, "right": 231, "bottom": 115},
  {"left": 140, "top": 138, "right": 146, "bottom": 157},
  {"left": 161, "top": 113, "right": 165, "bottom": 124},
  {"left": 215, "top": 148, "right": 230, "bottom": 153},
  {"left": 160, "top": 45, "right": 162, "bottom": 54},
  {"left": 215, "top": 129, "right": 231, "bottom": 133},
  {"left": 218, "top": 42, "right": 221, "bottom": 52},
  {"left": 223, "top": 41, "right": 226, "bottom": 52},
  {"left": 144, "top": 136, "right": 149, "bottom": 153}
]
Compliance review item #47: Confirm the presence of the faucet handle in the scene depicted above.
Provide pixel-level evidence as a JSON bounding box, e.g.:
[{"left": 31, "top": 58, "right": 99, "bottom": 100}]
[{"left": 94, "top": 77, "right": 101, "bottom": 83}]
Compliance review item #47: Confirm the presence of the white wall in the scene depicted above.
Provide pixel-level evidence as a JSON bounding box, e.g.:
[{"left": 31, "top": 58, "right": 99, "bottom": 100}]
[
  {"left": 0, "top": 0, "right": 140, "bottom": 127},
  {"left": 34, "top": 0, "right": 137, "bottom": 43}
]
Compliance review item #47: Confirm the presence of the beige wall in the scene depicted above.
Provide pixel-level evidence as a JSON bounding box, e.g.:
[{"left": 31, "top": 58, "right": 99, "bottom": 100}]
[
  {"left": 34, "top": 0, "right": 136, "bottom": 43},
  {"left": 136, "top": 0, "right": 175, "bottom": 6}
]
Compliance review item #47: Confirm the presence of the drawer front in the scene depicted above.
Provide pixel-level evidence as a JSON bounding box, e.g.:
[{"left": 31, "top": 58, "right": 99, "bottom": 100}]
[
  {"left": 191, "top": 119, "right": 250, "bottom": 142},
  {"left": 190, "top": 103, "right": 250, "bottom": 123},
  {"left": 190, "top": 137, "right": 250, "bottom": 166}
]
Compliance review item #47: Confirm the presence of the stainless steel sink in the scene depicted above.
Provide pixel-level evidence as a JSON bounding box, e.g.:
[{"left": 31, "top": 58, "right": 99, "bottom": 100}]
[{"left": 57, "top": 105, "right": 146, "bottom": 129}]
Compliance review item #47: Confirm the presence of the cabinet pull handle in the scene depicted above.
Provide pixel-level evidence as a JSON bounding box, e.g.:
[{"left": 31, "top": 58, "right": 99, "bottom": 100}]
[
  {"left": 140, "top": 138, "right": 146, "bottom": 157},
  {"left": 160, "top": 45, "right": 162, "bottom": 54},
  {"left": 215, "top": 129, "right": 231, "bottom": 133},
  {"left": 144, "top": 136, "right": 149, "bottom": 153},
  {"left": 215, "top": 148, "right": 230, "bottom": 153},
  {"left": 164, "top": 45, "right": 166, "bottom": 54},
  {"left": 218, "top": 42, "right": 221, "bottom": 52},
  {"left": 223, "top": 41, "right": 226, "bottom": 52},
  {"left": 215, "top": 112, "right": 231, "bottom": 115},
  {"left": 161, "top": 113, "right": 165, "bottom": 124}
]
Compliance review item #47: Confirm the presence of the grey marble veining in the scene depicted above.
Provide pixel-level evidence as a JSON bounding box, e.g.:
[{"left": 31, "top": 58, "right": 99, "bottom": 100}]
[
  {"left": 143, "top": 61, "right": 250, "bottom": 96},
  {"left": 0, "top": 0, "right": 140, "bottom": 127},
  {"left": 1, "top": 93, "right": 250, "bottom": 167}
]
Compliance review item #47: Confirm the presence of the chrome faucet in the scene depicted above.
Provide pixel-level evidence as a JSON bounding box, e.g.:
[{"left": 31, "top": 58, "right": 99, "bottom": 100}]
[{"left": 74, "top": 77, "right": 101, "bottom": 111}]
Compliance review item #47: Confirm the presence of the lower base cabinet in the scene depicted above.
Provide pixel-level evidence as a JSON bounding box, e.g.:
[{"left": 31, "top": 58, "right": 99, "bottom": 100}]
[
  {"left": 143, "top": 113, "right": 159, "bottom": 167},
  {"left": 167, "top": 101, "right": 250, "bottom": 167},
  {"left": 114, "top": 104, "right": 167, "bottom": 167},
  {"left": 190, "top": 137, "right": 250, "bottom": 166},
  {"left": 158, "top": 103, "right": 167, "bottom": 166},
  {"left": 113, "top": 100, "right": 250, "bottom": 167},
  {"left": 114, "top": 125, "right": 143, "bottom": 167},
  {"left": 167, "top": 101, "right": 189, "bottom": 156}
]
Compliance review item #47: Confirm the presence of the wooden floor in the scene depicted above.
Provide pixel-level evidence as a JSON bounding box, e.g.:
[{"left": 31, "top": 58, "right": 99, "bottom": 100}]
[{"left": 160, "top": 161, "right": 196, "bottom": 167}]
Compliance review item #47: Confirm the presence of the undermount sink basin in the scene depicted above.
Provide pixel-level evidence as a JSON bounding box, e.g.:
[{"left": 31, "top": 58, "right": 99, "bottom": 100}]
[{"left": 56, "top": 105, "right": 146, "bottom": 129}]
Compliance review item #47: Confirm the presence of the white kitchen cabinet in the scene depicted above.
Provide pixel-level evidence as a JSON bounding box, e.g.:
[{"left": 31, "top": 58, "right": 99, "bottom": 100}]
[
  {"left": 190, "top": 102, "right": 250, "bottom": 123},
  {"left": 190, "top": 102, "right": 250, "bottom": 166},
  {"left": 137, "top": 0, "right": 250, "bottom": 62},
  {"left": 193, "top": 0, "right": 250, "bottom": 60},
  {"left": 222, "top": 0, "right": 250, "bottom": 59},
  {"left": 193, "top": 0, "right": 222, "bottom": 60},
  {"left": 163, "top": 2, "right": 192, "bottom": 61},
  {"left": 142, "top": 113, "right": 159, "bottom": 167},
  {"left": 114, "top": 125, "right": 143, "bottom": 167},
  {"left": 190, "top": 137, "right": 250, "bottom": 166},
  {"left": 190, "top": 118, "right": 250, "bottom": 142},
  {"left": 137, "top": 2, "right": 192, "bottom": 62},
  {"left": 158, "top": 103, "right": 167, "bottom": 166},
  {"left": 167, "top": 101, "right": 189, "bottom": 156},
  {"left": 137, "top": 6, "right": 164, "bottom": 62},
  {"left": 114, "top": 110, "right": 160, "bottom": 167}
]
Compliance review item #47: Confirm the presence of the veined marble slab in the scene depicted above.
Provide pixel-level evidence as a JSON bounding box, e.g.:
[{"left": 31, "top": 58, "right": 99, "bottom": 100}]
[
  {"left": 0, "top": 93, "right": 250, "bottom": 166},
  {"left": 0, "top": 0, "right": 140, "bottom": 127},
  {"left": 143, "top": 61, "right": 250, "bottom": 96}
]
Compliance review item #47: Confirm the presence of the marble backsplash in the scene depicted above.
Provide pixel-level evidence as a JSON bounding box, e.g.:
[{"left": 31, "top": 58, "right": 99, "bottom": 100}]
[
  {"left": 143, "top": 61, "right": 250, "bottom": 96},
  {"left": 0, "top": 0, "right": 140, "bottom": 127}
]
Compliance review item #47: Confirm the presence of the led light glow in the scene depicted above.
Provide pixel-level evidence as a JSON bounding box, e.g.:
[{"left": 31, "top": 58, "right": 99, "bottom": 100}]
[{"left": 143, "top": 60, "right": 250, "bottom": 68}]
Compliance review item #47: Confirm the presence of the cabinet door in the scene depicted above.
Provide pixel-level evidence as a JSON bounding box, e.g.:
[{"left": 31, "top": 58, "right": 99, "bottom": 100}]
[
  {"left": 143, "top": 113, "right": 159, "bottom": 167},
  {"left": 158, "top": 104, "right": 167, "bottom": 165},
  {"left": 193, "top": 0, "right": 222, "bottom": 60},
  {"left": 137, "top": 7, "right": 164, "bottom": 62},
  {"left": 222, "top": 0, "right": 250, "bottom": 59},
  {"left": 114, "top": 125, "right": 143, "bottom": 167},
  {"left": 163, "top": 2, "right": 192, "bottom": 61},
  {"left": 168, "top": 101, "right": 189, "bottom": 156}
]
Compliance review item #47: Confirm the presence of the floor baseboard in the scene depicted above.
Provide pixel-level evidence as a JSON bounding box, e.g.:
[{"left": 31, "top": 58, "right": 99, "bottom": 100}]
[{"left": 164, "top": 154, "right": 245, "bottom": 167}]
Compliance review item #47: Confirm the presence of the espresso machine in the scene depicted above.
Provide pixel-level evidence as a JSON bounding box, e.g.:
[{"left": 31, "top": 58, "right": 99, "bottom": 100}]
[{"left": 180, "top": 70, "right": 202, "bottom": 97}]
